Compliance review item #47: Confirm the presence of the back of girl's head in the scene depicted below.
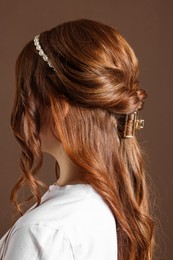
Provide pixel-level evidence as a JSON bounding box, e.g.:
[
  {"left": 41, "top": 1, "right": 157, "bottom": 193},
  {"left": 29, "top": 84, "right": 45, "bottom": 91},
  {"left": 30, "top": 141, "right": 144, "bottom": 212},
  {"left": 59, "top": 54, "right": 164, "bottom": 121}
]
[{"left": 10, "top": 19, "right": 155, "bottom": 260}]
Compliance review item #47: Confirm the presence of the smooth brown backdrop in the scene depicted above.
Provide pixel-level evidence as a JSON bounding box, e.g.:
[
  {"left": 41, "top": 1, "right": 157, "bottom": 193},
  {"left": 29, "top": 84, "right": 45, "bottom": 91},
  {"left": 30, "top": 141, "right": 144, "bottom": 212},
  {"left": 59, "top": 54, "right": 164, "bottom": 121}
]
[{"left": 0, "top": 0, "right": 172, "bottom": 259}]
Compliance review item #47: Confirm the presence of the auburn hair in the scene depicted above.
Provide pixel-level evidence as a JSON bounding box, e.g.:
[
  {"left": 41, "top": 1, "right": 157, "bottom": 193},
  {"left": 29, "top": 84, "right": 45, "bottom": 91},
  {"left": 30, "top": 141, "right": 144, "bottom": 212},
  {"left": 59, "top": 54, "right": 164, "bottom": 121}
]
[{"left": 8, "top": 19, "right": 156, "bottom": 259}]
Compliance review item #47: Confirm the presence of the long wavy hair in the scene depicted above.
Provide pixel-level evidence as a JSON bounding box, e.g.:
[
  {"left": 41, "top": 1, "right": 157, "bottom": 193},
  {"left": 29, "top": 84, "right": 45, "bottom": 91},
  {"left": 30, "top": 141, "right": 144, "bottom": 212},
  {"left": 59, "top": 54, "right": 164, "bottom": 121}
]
[{"left": 8, "top": 19, "right": 156, "bottom": 259}]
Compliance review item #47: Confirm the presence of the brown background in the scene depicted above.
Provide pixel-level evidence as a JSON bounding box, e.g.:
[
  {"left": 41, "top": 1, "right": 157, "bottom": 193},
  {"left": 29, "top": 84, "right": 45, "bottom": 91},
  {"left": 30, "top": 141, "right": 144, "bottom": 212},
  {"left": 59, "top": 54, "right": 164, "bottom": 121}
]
[{"left": 0, "top": 0, "right": 172, "bottom": 259}]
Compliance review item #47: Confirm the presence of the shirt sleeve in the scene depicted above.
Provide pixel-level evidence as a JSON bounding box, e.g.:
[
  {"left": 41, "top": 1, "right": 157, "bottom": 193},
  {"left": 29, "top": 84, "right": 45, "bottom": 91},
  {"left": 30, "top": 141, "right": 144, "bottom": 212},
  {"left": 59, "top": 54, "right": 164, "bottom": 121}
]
[{"left": 3, "top": 224, "right": 75, "bottom": 260}]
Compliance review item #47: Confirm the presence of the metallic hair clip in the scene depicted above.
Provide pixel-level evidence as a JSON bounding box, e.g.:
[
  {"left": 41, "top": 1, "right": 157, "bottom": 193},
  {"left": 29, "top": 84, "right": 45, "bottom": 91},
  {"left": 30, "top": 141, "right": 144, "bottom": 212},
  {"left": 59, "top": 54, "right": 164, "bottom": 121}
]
[
  {"left": 123, "top": 110, "right": 144, "bottom": 138},
  {"left": 33, "top": 35, "right": 56, "bottom": 71}
]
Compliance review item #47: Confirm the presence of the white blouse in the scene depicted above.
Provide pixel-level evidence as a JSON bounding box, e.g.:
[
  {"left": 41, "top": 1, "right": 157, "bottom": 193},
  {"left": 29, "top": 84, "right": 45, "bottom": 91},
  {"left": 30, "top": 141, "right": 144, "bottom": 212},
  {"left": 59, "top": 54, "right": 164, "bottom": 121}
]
[{"left": 0, "top": 183, "right": 118, "bottom": 259}]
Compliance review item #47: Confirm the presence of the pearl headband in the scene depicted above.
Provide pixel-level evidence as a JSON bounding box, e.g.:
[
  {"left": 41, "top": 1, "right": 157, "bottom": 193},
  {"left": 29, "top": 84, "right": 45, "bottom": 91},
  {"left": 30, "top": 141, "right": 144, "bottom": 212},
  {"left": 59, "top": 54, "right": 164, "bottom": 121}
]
[{"left": 33, "top": 35, "right": 56, "bottom": 71}]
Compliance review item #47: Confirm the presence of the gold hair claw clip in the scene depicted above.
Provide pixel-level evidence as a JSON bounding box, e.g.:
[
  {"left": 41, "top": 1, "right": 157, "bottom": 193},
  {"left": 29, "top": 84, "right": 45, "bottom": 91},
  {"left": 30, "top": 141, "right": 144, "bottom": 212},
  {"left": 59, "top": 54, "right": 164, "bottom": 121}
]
[{"left": 123, "top": 110, "right": 144, "bottom": 138}]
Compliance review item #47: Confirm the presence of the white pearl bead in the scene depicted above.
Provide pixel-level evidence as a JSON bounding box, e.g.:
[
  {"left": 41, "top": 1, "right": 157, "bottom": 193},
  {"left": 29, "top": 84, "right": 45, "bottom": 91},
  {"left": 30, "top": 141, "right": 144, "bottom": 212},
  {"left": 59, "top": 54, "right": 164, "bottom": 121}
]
[
  {"left": 39, "top": 50, "right": 44, "bottom": 55},
  {"left": 43, "top": 55, "right": 48, "bottom": 61},
  {"left": 36, "top": 45, "right": 41, "bottom": 50}
]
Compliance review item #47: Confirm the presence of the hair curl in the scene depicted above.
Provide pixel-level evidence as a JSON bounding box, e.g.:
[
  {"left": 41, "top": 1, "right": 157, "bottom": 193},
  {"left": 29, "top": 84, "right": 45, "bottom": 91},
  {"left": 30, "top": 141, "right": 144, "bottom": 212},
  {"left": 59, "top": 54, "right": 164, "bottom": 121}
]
[{"left": 8, "top": 19, "right": 156, "bottom": 259}]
